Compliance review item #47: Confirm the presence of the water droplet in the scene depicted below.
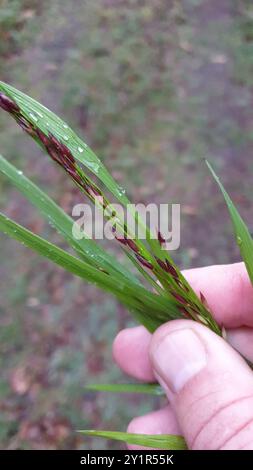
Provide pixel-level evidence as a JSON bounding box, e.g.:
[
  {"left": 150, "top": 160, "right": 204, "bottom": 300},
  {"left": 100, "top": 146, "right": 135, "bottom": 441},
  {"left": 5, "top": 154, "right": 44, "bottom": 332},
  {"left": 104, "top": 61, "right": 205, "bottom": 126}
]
[
  {"left": 118, "top": 186, "right": 126, "bottom": 196},
  {"left": 237, "top": 236, "right": 242, "bottom": 246},
  {"left": 78, "top": 146, "right": 84, "bottom": 153},
  {"left": 46, "top": 122, "right": 50, "bottom": 126},
  {"left": 63, "top": 135, "right": 69, "bottom": 141},
  {"left": 29, "top": 113, "right": 38, "bottom": 122},
  {"left": 17, "top": 170, "right": 23, "bottom": 175},
  {"left": 36, "top": 111, "right": 44, "bottom": 118},
  {"left": 84, "top": 143, "right": 88, "bottom": 148},
  {"left": 63, "top": 124, "right": 68, "bottom": 129}
]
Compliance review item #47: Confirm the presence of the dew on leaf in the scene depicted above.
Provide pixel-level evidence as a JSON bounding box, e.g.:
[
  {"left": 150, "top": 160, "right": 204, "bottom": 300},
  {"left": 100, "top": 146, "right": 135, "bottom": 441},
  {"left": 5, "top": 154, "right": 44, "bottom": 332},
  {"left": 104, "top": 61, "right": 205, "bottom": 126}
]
[
  {"left": 63, "top": 135, "right": 69, "bottom": 141},
  {"left": 78, "top": 146, "right": 84, "bottom": 153},
  {"left": 29, "top": 113, "right": 38, "bottom": 122},
  {"left": 17, "top": 170, "right": 23, "bottom": 175},
  {"left": 35, "top": 111, "right": 44, "bottom": 118},
  {"left": 236, "top": 236, "right": 242, "bottom": 246},
  {"left": 118, "top": 186, "right": 126, "bottom": 196}
]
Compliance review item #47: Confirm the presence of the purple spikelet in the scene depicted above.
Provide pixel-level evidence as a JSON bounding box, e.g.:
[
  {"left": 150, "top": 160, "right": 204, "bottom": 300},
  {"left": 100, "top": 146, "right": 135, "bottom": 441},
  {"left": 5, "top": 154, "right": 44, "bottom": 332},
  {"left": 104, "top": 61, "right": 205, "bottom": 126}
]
[
  {"left": 126, "top": 238, "right": 139, "bottom": 254},
  {"left": 165, "top": 260, "right": 179, "bottom": 278},
  {"left": 36, "top": 129, "right": 51, "bottom": 147},
  {"left": 157, "top": 230, "right": 166, "bottom": 245},
  {"left": 48, "top": 133, "right": 61, "bottom": 149},
  {"left": 179, "top": 281, "right": 190, "bottom": 292},
  {"left": 115, "top": 235, "right": 128, "bottom": 246},
  {"left": 48, "top": 133, "right": 72, "bottom": 159},
  {"left": 0, "top": 93, "right": 20, "bottom": 114},
  {"left": 171, "top": 291, "right": 188, "bottom": 305},
  {"left": 65, "top": 167, "right": 81, "bottom": 183},
  {"left": 0, "top": 97, "right": 108, "bottom": 208},
  {"left": 46, "top": 145, "right": 62, "bottom": 165},
  {"left": 178, "top": 306, "right": 191, "bottom": 319},
  {"left": 156, "top": 258, "right": 167, "bottom": 271},
  {"left": 135, "top": 254, "right": 154, "bottom": 270},
  {"left": 16, "top": 116, "right": 36, "bottom": 136},
  {"left": 156, "top": 258, "right": 176, "bottom": 275},
  {"left": 48, "top": 133, "right": 75, "bottom": 165},
  {"left": 87, "top": 185, "right": 103, "bottom": 198},
  {"left": 36, "top": 129, "right": 80, "bottom": 180}
]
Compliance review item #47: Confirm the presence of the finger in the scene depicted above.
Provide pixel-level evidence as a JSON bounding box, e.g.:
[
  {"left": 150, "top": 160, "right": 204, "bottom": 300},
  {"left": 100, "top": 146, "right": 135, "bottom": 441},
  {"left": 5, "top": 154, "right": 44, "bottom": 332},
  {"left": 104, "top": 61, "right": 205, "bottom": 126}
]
[
  {"left": 113, "top": 326, "right": 154, "bottom": 382},
  {"left": 183, "top": 262, "right": 253, "bottom": 327},
  {"left": 127, "top": 405, "right": 180, "bottom": 450},
  {"left": 150, "top": 319, "right": 253, "bottom": 450},
  {"left": 113, "top": 324, "right": 253, "bottom": 381},
  {"left": 113, "top": 262, "right": 253, "bottom": 380},
  {"left": 226, "top": 327, "right": 253, "bottom": 363}
]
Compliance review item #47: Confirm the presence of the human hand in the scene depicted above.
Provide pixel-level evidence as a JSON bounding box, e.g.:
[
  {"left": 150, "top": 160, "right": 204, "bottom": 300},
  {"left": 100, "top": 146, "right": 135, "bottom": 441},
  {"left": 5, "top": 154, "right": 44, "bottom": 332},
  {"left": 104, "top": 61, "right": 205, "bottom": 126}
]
[{"left": 113, "top": 262, "right": 253, "bottom": 450}]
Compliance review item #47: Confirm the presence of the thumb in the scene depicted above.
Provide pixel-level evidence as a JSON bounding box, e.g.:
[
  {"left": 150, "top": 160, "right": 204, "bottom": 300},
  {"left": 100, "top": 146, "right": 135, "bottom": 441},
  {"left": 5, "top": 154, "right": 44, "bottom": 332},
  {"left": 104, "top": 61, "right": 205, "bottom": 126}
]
[{"left": 150, "top": 320, "right": 253, "bottom": 450}]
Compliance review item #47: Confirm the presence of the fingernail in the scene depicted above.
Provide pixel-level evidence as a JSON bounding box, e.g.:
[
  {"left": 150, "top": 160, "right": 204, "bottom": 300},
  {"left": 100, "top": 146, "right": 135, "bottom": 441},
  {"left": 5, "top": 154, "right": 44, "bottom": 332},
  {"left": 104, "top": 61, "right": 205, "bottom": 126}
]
[{"left": 151, "top": 328, "right": 207, "bottom": 393}]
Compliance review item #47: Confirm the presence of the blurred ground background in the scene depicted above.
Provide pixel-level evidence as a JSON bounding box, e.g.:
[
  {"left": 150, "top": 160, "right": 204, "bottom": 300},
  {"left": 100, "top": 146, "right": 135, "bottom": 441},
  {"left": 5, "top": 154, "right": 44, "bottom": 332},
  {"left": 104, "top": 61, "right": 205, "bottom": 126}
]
[{"left": 0, "top": 0, "right": 253, "bottom": 449}]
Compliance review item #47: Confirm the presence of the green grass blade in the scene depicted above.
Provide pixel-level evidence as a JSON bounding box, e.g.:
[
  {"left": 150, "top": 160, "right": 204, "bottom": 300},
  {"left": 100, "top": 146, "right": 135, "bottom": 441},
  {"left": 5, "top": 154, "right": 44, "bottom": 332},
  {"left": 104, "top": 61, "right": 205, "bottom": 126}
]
[
  {"left": 85, "top": 383, "right": 164, "bottom": 396},
  {"left": 0, "top": 82, "right": 177, "bottom": 271},
  {"left": 124, "top": 250, "right": 164, "bottom": 295},
  {"left": 0, "top": 82, "right": 221, "bottom": 334},
  {"left": 207, "top": 161, "right": 253, "bottom": 283},
  {"left": 78, "top": 430, "right": 187, "bottom": 450},
  {"left": 0, "top": 81, "right": 129, "bottom": 206},
  {"left": 0, "top": 212, "right": 126, "bottom": 290},
  {"left": 0, "top": 81, "right": 161, "bottom": 270},
  {"left": 0, "top": 212, "right": 184, "bottom": 331},
  {"left": 0, "top": 153, "right": 138, "bottom": 284}
]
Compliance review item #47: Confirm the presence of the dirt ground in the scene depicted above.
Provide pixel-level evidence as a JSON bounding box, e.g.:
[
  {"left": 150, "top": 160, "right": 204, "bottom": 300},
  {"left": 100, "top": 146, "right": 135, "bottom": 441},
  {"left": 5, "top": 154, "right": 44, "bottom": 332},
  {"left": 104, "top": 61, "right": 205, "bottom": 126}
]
[{"left": 0, "top": 0, "right": 253, "bottom": 449}]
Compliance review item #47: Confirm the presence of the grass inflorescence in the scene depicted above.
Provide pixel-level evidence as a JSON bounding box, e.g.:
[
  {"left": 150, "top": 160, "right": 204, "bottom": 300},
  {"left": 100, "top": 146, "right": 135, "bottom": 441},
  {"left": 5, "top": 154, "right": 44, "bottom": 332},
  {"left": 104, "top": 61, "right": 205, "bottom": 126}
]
[
  {"left": 3, "top": 81, "right": 253, "bottom": 448},
  {"left": 0, "top": 83, "right": 221, "bottom": 336}
]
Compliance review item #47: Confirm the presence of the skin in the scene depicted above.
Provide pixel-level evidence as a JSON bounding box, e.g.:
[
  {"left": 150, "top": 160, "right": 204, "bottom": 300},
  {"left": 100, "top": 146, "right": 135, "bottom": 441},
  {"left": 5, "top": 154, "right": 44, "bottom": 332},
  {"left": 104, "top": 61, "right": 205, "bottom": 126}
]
[{"left": 113, "top": 262, "right": 253, "bottom": 450}]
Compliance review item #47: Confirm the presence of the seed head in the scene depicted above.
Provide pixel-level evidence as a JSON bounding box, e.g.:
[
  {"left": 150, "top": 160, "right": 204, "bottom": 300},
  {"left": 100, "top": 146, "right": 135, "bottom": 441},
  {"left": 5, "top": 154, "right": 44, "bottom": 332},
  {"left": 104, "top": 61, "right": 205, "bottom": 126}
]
[
  {"left": 87, "top": 185, "right": 103, "bottom": 201},
  {"left": 46, "top": 145, "right": 62, "bottom": 165},
  {"left": 156, "top": 258, "right": 167, "bottom": 271},
  {"left": 157, "top": 230, "right": 166, "bottom": 245},
  {"left": 171, "top": 291, "right": 188, "bottom": 305},
  {"left": 179, "top": 280, "right": 190, "bottom": 292},
  {"left": 126, "top": 238, "right": 139, "bottom": 253},
  {"left": 36, "top": 129, "right": 51, "bottom": 147},
  {"left": 115, "top": 235, "right": 128, "bottom": 246},
  {"left": 165, "top": 260, "right": 178, "bottom": 278},
  {"left": 178, "top": 306, "right": 191, "bottom": 318},
  {"left": 48, "top": 132, "right": 61, "bottom": 149},
  {"left": 60, "top": 154, "right": 76, "bottom": 171},
  {"left": 48, "top": 133, "right": 75, "bottom": 164},
  {"left": 65, "top": 167, "right": 83, "bottom": 186},
  {"left": 16, "top": 115, "right": 35, "bottom": 135},
  {"left": 135, "top": 254, "right": 153, "bottom": 270},
  {"left": 58, "top": 142, "right": 75, "bottom": 164},
  {"left": 0, "top": 93, "right": 20, "bottom": 114}
]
